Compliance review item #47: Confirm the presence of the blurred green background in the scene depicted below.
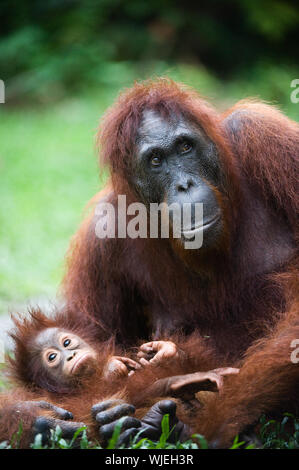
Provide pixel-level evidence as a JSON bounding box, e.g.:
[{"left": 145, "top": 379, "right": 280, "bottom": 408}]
[{"left": 0, "top": 0, "right": 298, "bottom": 316}]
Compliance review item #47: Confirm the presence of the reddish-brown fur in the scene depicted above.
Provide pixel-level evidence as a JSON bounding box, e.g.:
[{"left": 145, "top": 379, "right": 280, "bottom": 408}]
[
  {"left": 2, "top": 79, "right": 297, "bottom": 447},
  {"left": 0, "top": 309, "right": 119, "bottom": 447},
  {"left": 60, "top": 78, "right": 298, "bottom": 446},
  {"left": 0, "top": 309, "right": 222, "bottom": 448}
]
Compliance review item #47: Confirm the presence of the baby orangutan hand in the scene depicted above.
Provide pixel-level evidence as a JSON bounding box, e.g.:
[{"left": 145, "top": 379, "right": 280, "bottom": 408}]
[
  {"left": 104, "top": 356, "right": 141, "bottom": 379},
  {"left": 137, "top": 341, "right": 183, "bottom": 367}
]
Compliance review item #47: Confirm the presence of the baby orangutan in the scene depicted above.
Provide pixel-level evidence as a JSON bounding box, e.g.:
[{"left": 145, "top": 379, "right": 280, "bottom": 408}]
[
  {"left": 31, "top": 326, "right": 140, "bottom": 392},
  {"left": 0, "top": 308, "right": 239, "bottom": 448}
]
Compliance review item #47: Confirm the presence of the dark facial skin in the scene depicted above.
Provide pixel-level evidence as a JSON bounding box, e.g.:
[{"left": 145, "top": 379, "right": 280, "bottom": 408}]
[
  {"left": 35, "top": 327, "right": 98, "bottom": 383},
  {"left": 133, "top": 110, "right": 223, "bottom": 247}
]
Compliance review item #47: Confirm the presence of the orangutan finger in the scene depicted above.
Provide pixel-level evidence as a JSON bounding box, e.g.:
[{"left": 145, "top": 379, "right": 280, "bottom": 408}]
[
  {"left": 99, "top": 417, "right": 141, "bottom": 441},
  {"left": 170, "top": 372, "right": 223, "bottom": 392},
  {"left": 36, "top": 401, "right": 74, "bottom": 420},
  {"left": 95, "top": 404, "right": 135, "bottom": 425},
  {"left": 139, "top": 342, "right": 154, "bottom": 353},
  {"left": 213, "top": 367, "right": 240, "bottom": 376},
  {"left": 91, "top": 399, "right": 126, "bottom": 419},
  {"left": 115, "top": 357, "right": 142, "bottom": 370},
  {"left": 139, "top": 357, "right": 151, "bottom": 367}
]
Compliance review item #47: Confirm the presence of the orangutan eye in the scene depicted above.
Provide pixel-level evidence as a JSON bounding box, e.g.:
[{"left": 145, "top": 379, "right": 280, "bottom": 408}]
[
  {"left": 150, "top": 155, "right": 162, "bottom": 167},
  {"left": 63, "top": 338, "right": 71, "bottom": 347},
  {"left": 180, "top": 141, "right": 192, "bottom": 154},
  {"left": 48, "top": 353, "right": 57, "bottom": 362}
]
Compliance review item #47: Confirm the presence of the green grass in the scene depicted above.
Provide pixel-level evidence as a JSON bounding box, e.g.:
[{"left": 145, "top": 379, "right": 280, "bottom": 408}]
[
  {"left": 1, "top": 413, "right": 298, "bottom": 449},
  {"left": 0, "top": 94, "right": 108, "bottom": 312}
]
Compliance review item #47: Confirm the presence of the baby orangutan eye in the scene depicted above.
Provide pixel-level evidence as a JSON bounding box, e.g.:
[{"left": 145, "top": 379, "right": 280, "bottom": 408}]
[
  {"left": 63, "top": 339, "right": 71, "bottom": 347},
  {"left": 48, "top": 352, "right": 57, "bottom": 362}
]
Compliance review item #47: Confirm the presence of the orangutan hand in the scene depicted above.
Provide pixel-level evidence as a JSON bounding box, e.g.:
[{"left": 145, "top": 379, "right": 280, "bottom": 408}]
[
  {"left": 148, "top": 367, "right": 240, "bottom": 399},
  {"left": 20, "top": 401, "right": 86, "bottom": 446},
  {"left": 92, "top": 399, "right": 190, "bottom": 447},
  {"left": 104, "top": 356, "right": 141, "bottom": 378},
  {"left": 137, "top": 341, "right": 183, "bottom": 367}
]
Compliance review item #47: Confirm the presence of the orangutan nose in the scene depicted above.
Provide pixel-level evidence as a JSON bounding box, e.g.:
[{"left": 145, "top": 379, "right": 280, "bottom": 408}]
[{"left": 67, "top": 351, "right": 77, "bottom": 361}]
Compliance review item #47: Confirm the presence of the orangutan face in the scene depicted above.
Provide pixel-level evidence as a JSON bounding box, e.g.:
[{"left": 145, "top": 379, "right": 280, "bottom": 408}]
[{"left": 36, "top": 328, "right": 98, "bottom": 382}]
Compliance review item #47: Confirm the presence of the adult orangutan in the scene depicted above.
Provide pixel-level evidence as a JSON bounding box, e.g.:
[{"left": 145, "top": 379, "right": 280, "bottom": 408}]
[
  {"left": 59, "top": 78, "right": 298, "bottom": 447},
  {"left": 2, "top": 78, "right": 297, "bottom": 447}
]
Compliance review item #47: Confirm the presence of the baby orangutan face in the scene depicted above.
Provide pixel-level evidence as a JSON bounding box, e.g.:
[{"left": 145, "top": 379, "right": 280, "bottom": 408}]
[{"left": 36, "top": 328, "right": 98, "bottom": 383}]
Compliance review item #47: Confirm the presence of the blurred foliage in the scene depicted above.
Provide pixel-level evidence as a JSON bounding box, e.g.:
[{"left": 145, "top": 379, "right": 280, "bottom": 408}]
[
  {"left": 0, "top": 94, "right": 104, "bottom": 309},
  {"left": 0, "top": 0, "right": 298, "bottom": 103},
  {"left": 259, "top": 413, "right": 299, "bottom": 449}
]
